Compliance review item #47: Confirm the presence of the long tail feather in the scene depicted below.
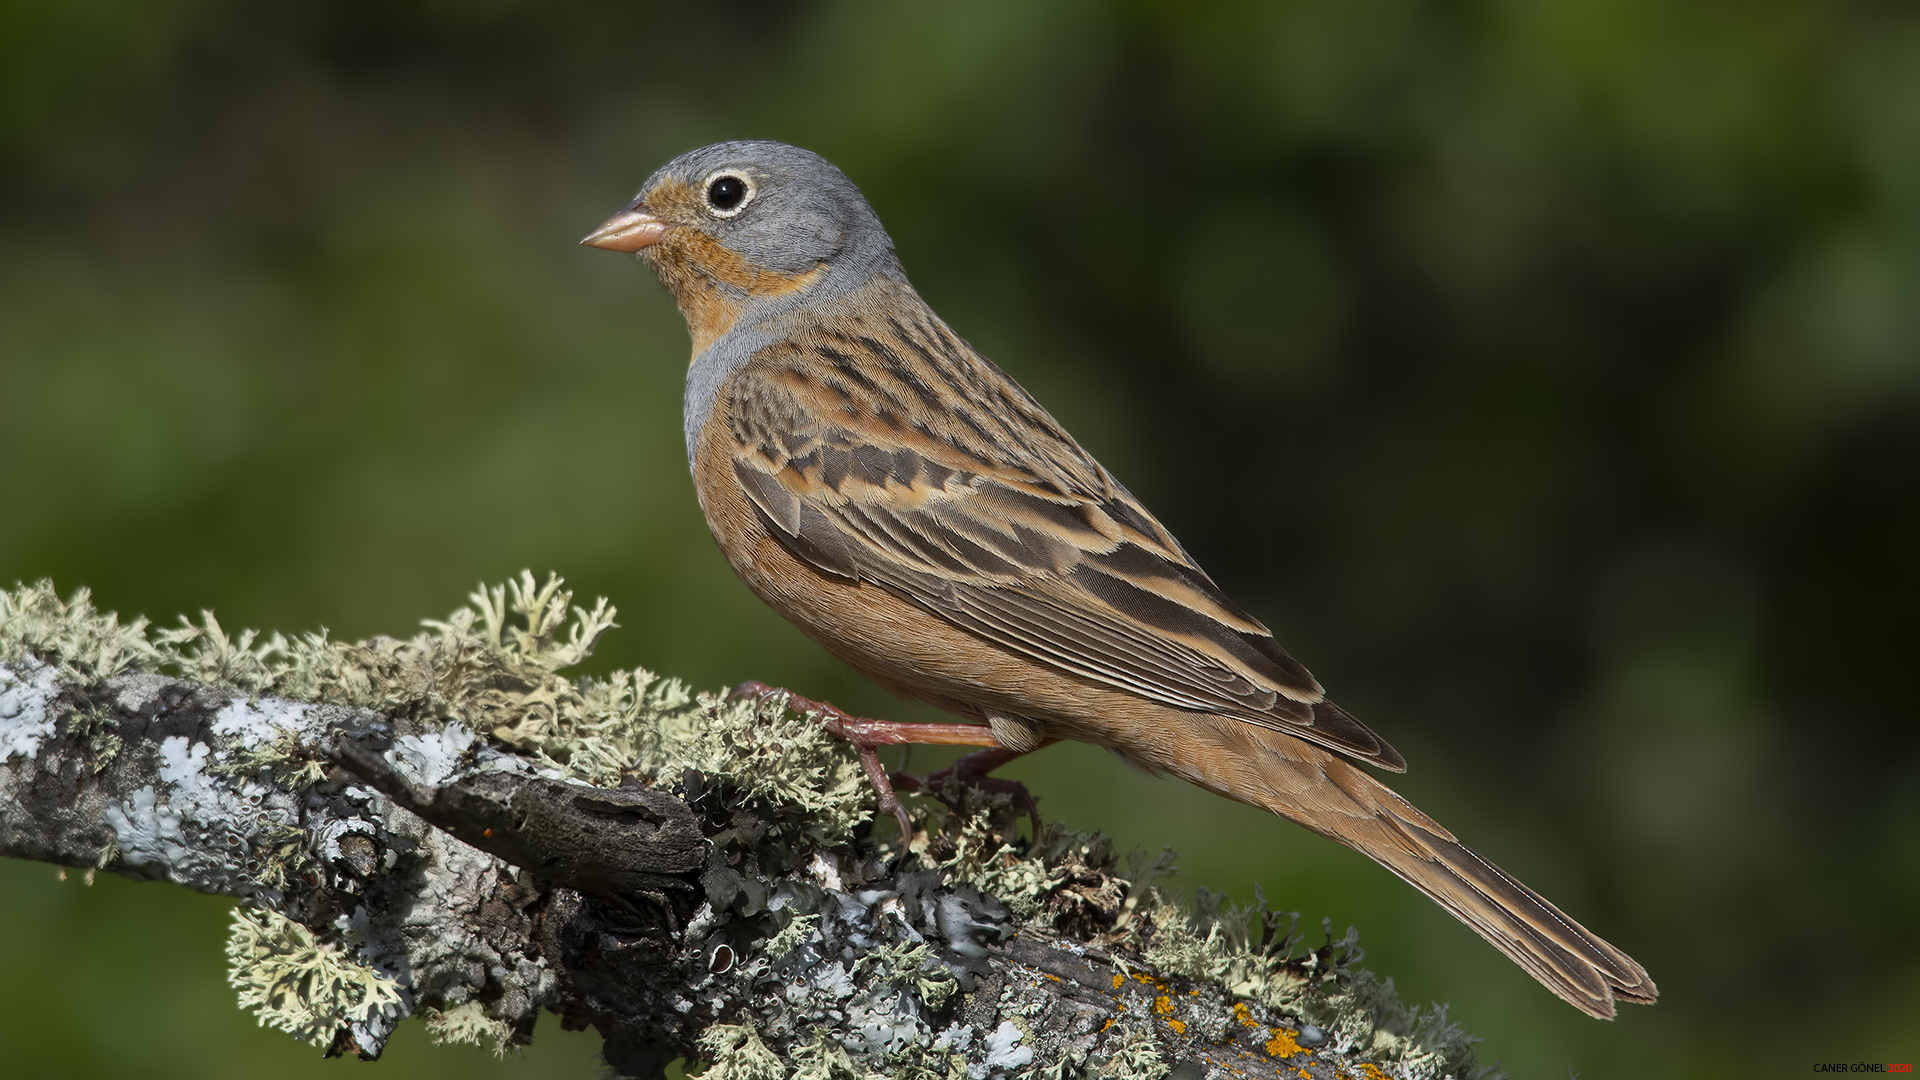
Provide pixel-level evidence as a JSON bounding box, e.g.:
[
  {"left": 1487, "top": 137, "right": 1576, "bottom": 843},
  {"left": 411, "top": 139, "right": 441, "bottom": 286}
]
[{"left": 1172, "top": 716, "right": 1657, "bottom": 1018}]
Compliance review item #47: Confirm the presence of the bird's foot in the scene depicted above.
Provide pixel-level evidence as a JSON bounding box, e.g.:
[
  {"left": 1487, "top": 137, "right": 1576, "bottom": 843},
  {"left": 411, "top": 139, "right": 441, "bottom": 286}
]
[
  {"left": 897, "top": 745, "right": 1047, "bottom": 839},
  {"left": 729, "top": 680, "right": 1002, "bottom": 842}
]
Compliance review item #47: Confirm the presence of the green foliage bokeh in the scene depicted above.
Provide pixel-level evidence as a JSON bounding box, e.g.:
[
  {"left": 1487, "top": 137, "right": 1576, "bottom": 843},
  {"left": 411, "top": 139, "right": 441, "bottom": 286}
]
[{"left": 2, "top": 1, "right": 1916, "bottom": 1076}]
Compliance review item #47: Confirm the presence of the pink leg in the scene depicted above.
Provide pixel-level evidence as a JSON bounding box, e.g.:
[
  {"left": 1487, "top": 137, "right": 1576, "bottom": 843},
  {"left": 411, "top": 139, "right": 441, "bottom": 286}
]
[{"left": 731, "top": 681, "right": 1004, "bottom": 840}]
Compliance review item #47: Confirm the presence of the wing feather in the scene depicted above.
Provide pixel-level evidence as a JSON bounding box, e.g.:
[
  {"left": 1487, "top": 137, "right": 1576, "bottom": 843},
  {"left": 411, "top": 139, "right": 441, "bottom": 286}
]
[{"left": 724, "top": 318, "right": 1406, "bottom": 771}]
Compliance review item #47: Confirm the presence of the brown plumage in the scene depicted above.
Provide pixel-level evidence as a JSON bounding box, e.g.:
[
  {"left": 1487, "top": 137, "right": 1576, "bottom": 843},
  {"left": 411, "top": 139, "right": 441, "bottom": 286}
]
[{"left": 583, "top": 140, "right": 1656, "bottom": 1019}]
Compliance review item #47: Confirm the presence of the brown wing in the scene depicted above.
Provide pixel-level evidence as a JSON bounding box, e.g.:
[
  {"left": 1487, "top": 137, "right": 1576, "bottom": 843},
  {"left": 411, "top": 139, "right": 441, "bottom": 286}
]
[{"left": 722, "top": 306, "right": 1405, "bottom": 771}]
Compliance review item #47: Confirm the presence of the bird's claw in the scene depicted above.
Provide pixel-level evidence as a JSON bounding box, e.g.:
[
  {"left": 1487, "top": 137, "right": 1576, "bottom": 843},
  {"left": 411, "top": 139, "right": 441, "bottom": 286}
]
[{"left": 897, "top": 749, "right": 1044, "bottom": 839}]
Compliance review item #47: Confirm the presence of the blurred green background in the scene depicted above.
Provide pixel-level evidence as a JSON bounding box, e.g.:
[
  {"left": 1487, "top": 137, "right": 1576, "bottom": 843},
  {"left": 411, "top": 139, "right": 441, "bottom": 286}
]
[{"left": 2, "top": 0, "right": 1916, "bottom": 1076}]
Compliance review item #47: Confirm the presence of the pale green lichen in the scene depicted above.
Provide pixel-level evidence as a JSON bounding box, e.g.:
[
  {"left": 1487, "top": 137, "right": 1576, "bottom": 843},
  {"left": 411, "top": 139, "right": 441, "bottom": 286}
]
[
  {"left": 646, "top": 689, "right": 872, "bottom": 844},
  {"left": 225, "top": 906, "right": 406, "bottom": 1047},
  {"left": 156, "top": 608, "right": 291, "bottom": 693},
  {"left": 762, "top": 912, "right": 820, "bottom": 960},
  {"left": 863, "top": 939, "right": 961, "bottom": 1010},
  {"left": 697, "top": 1023, "right": 788, "bottom": 1080},
  {"left": 208, "top": 728, "right": 329, "bottom": 788},
  {"left": 66, "top": 705, "right": 122, "bottom": 772},
  {"left": 929, "top": 782, "right": 1128, "bottom": 935},
  {"left": 789, "top": 1033, "right": 886, "bottom": 1080},
  {"left": 0, "top": 581, "right": 160, "bottom": 677},
  {"left": 1032, "top": 1047, "right": 1090, "bottom": 1080},
  {"left": 6, "top": 573, "right": 876, "bottom": 838},
  {"left": 244, "top": 821, "right": 311, "bottom": 892},
  {"left": 2, "top": 573, "right": 883, "bottom": 1060},
  {"left": 1096, "top": 1021, "right": 1166, "bottom": 1080},
  {"left": 424, "top": 1000, "right": 518, "bottom": 1059}
]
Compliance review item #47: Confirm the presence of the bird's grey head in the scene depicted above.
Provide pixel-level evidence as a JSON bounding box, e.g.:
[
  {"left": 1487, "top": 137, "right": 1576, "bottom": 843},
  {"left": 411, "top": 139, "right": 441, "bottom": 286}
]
[
  {"left": 581, "top": 140, "right": 900, "bottom": 297},
  {"left": 583, "top": 141, "right": 912, "bottom": 460}
]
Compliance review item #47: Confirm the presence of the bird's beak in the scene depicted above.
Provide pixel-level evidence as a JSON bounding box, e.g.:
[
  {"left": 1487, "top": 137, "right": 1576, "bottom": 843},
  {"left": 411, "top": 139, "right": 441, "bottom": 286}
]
[{"left": 580, "top": 202, "right": 668, "bottom": 252}]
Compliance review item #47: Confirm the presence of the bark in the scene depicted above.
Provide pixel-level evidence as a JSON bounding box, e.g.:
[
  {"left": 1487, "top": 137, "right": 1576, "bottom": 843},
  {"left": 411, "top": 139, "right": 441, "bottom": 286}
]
[{"left": 0, "top": 592, "right": 1494, "bottom": 1080}]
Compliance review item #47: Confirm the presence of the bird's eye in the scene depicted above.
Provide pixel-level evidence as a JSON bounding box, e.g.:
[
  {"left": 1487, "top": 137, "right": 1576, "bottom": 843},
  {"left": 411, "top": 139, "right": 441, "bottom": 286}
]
[{"left": 703, "top": 172, "right": 753, "bottom": 217}]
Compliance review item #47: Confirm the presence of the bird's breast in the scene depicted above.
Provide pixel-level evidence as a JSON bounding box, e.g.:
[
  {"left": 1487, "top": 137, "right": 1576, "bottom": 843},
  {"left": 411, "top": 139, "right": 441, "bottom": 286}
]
[{"left": 683, "top": 326, "right": 784, "bottom": 467}]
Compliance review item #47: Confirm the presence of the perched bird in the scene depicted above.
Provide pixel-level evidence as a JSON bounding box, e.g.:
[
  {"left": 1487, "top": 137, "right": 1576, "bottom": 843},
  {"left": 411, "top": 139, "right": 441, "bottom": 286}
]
[{"left": 582, "top": 140, "right": 1656, "bottom": 1020}]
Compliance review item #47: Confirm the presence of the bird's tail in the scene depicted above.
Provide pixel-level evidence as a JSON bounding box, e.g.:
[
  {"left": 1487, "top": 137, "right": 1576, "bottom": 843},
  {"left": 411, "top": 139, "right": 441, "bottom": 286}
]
[{"left": 1173, "top": 715, "right": 1657, "bottom": 1019}]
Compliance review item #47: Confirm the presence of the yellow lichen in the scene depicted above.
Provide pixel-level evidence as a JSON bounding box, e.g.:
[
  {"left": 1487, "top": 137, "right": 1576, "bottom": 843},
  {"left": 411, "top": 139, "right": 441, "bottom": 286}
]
[{"left": 1264, "top": 1026, "right": 1304, "bottom": 1060}]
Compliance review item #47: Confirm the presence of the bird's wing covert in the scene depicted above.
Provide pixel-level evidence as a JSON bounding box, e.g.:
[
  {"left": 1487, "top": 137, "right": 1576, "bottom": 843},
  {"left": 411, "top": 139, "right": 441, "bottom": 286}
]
[{"left": 720, "top": 317, "right": 1404, "bottom": 771}]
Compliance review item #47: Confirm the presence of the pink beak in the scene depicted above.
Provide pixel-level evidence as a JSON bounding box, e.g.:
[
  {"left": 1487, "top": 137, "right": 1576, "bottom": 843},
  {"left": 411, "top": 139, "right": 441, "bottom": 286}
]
[{"left": 580, "top": 203, "right": 668, "bottom": 252}]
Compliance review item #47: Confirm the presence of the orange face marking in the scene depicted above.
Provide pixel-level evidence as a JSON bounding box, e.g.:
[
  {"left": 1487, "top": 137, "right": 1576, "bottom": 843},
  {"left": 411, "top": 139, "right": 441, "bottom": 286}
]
[{"left": 639, "top": 178, "right": 829, "bottom": 358}]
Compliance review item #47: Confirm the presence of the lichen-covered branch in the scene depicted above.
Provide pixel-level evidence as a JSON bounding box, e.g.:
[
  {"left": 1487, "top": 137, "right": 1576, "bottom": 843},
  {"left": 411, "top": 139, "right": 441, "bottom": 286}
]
[{"left": 0, "top": 575, "right": 1498, "bottom": 1079}]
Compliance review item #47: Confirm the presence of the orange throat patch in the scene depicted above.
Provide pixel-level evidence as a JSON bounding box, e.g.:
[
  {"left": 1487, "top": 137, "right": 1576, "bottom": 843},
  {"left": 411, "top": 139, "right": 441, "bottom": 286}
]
[{"left": 644, "top": 225, "right": 826, "bottom": 359}]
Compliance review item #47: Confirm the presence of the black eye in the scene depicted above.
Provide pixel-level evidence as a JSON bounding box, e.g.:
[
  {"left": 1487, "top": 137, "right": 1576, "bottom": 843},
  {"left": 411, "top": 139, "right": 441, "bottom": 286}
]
[{"left": 707, "top": 175, "right": 747, "bottom": 212}]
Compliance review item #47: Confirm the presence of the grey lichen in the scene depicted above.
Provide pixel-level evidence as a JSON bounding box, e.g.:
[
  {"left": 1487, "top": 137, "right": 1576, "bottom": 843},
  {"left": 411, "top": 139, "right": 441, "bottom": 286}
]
[
  {"left": 0, "top": 657, "right": 62, "bottom": 763},
  {"left": 1, "top": 574, "right": 1497, "bottom": 1079},
  {"left": 1136, "top": 888, "right": 1488, "bottom": 1078}
]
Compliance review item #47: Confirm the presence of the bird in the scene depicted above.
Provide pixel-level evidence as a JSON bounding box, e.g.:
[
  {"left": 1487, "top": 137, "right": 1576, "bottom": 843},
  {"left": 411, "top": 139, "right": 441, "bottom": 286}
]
[{"left": 581, "top": 139, "right": 1656, "bottom": 1020}]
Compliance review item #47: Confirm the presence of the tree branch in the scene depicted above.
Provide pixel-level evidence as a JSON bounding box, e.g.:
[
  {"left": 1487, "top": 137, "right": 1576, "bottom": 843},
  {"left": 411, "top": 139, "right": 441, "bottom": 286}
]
[{"left": 0, "top": 575, "right": 1496, "bottom": 1079}]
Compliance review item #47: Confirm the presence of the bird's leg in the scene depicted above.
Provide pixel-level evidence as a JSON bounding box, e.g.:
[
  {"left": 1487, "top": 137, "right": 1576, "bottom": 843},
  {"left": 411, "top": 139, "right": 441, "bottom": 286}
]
[{"left": 730, "top": 681, "right": 1002, "bottom": 840}]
